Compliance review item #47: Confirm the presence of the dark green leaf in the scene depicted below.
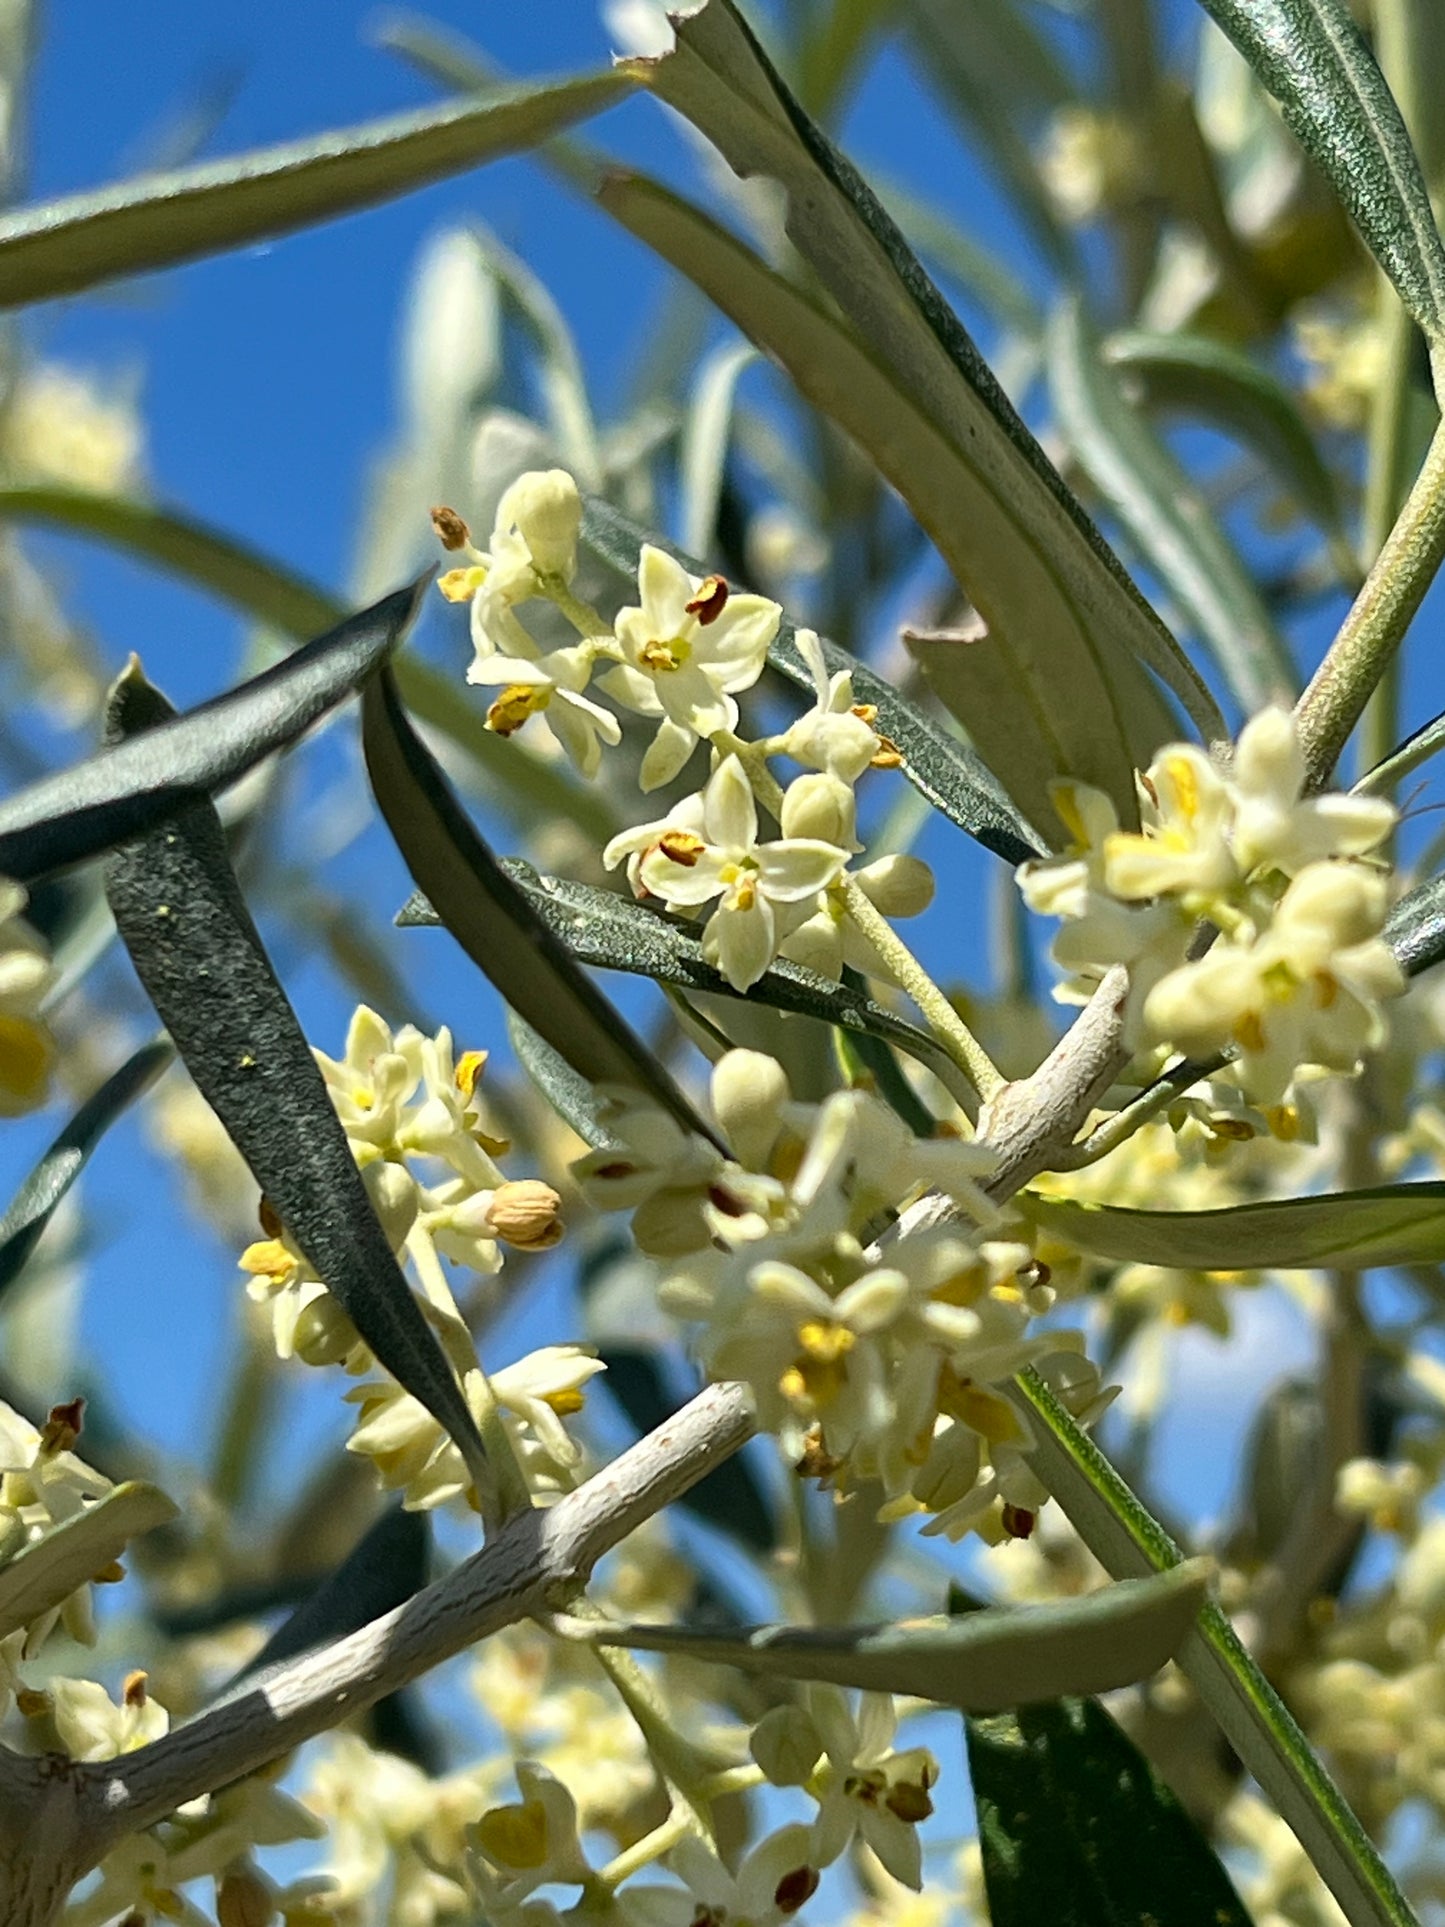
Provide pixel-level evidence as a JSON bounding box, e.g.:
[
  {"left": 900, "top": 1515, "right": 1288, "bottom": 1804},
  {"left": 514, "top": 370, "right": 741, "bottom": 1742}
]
[
  {"left": 505, "top": 1011, "right": 616, "bottom": 1150},
  {"left": 580, "top": 497, "right": 1042, "bottom": 865},
  {"left": 619, "top": 1, "right": 1224, "bottom": 836},
  {"left": 222, "top": 1506, "right": 430, "bottom": 1693},
  {"left": 0, "top": 1036, "right": 173, "bottom": 1301},
  {"left": 1025, "top": 1182, "right": 1445, "bottom": 1271},
  {"left": 0, "top": 576, "right": 427, "bottom": 884},
  {"left": 577, "top": 1559, "right": 1210, "bottom": 1709},
  {"left": 1197, "top": 0, "right": 1445, "bottom": 339},
  {"left": 834, "top": 1016, "right": 937, "bottom": 1138},
  {"left": 0, "top": 71, "right": 631, "bottom": 308},
  {"left": 966, "top": 1695, "right": 1252, "bottom": 1927},
  {"left": 0, "top": 487, "right": 605, "bottom": 841},
  {"left": 102, "top": 664, "right": 492, "bottom": 1504},
  {"left": 400, "top": 860, "right": 957, "bottom": 1090},
  {"left": 1049, "top": 300, "right": 1298, "bottom": 713},
  {"left": 1355, "top": 707, "right": 1445, "bottom": 797},
  {"left": 1103, "top": 330, "right": 1352, "bottom": 549},
  {"left": 361, "top": 667, "right": 721, "bottom": 1149}
]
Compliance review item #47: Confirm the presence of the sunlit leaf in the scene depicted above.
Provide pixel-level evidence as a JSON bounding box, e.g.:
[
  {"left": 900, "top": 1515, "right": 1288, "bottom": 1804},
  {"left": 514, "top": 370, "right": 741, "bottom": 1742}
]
[
  {"left": 1355, "top": 707, "right": 1445, "bottom": 797},
  {"left": 362, "top": 666, "right": 721, "bottom": 1148},
  {"left": 0, "top": 576, "right": 427, "bottom": 883},
  {"left": 1386, "top": 870, "right": 1445, "bottom": 976},
  {"left": 1026, "top": 1183, "right": 1445, "bottom": 1271},
  {"left": 1049, "top": 299, "right": 1298, "bottom": 713},
  {"left": 574, "top": 1558, "right": 1210, "bottom": 1710},
  {"left": 102, "top": 663, "right": 493, "bottom": 1504},
  {"left": 580, "top": 497, "right": 1041, "bottom": 864},
  {"left": 399, "top": 861, "right": 957, "bottom": 1092},
  {"left": 0, "top": 71, "right": 631, "bottom": 308},
  {"left": 0, "top": 1482, "right": 179, "bottom": 1643},
  {"left": 967, "top": 1694, "right": 1252, "bottom": 1927},
  {"left": 0, "top": 1037, "right": 173, "bottom": 1301},
  {"left": 1197, "top": 0, "right": 1445, "bottom": 339},
  {"left": 613, "top": 0, "right": 1223, "bottom": 837}
]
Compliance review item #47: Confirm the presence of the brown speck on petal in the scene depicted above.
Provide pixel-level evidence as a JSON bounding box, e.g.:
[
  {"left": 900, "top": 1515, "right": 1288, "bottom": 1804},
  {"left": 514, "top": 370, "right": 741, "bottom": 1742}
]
[
  {"left": 774, "top": 1865, "right": 820, "bottom": 1915},
  {"left": 685, "top": 574, "right": 729, "bottom": 625},
  {"left": 39, "top": 1397, "right": 85, "bottom": 1455},
  {"left": 122, "top": 1670, "right": 149, "bottom": 1708}
]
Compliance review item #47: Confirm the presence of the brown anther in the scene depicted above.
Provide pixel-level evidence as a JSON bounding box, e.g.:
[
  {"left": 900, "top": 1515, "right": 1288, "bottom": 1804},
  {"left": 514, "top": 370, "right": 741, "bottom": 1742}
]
[
  {"left": 122, "top": 1670, "right": 149, "bottom": 1708},
  {"left": 93, "top": 1560, "right": 126, "bottom": 1584},
  {"left": 774, "top": 1865, "right": 820, "bottom": 1915},
  {"left": 870, "top": 732, "right": 903, "bottom": 769},
  {"left": 657, "top": 830, "right": 706, "bottom": 868},
  {"left": 850, "top": 702, "right": 879, "bottom": 725},
  {"left": 1001, "top": 1503, "right": 1036, "bottom": 1540},
  {"left": 684, "top": 573, "right": 730, "bottom": 625},
  {"left": 488, "top": 684, "right": 544, "bottom": 737},
  {"left": 1022, "top": 1260, "right": 1052, "bottom": 1290},
  {"left": 1139, "top": 771, "right": 1160, "bottom": 807},
  {"left": 39, "top": 1397, "right": 85, "bottom": 1455},
  {"left": 15, "top": 1688, "right": 49, "bottom": 1718},
  {"left": 590, "top": 1160, "right": 638, "bottom": 1182},
  {"left": 430, "top": 504, "right": 471, "bottom": 551},
  {"left": 706, "top": 1183, "right": 749, "bottom": 1217},
  {"left": 258, "top": 1196, "right": 284, "bottom": 1238},
  {"left": 794, "top": 1426, "right": 844, "bottom": 1484},
  {"left": 886, "top": 1780, "right": 935, "bottom": 1824}
]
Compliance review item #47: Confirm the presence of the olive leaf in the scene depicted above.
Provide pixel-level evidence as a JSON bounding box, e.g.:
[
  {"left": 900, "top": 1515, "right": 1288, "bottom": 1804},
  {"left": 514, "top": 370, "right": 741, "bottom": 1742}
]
[
  {"left": 0, "top": 576, "right": 427, "bottom": 884},
  {"left": 102, "top": 663, "right": 494, "bottom": 1508},
  {"left": 0, "top": 1037, "right": 173, "bottom": 1301},
  {"left": 0, "top": 1482, "right": 179, "bottom": 1644},
  {"left": 967, "top": 1694, "right": 1253, "bottom": 1927},
  {"left": 614, "top": 0, "right": 1223, "bottom": 838},
  {"left": 0, "top": 71, "right": 631, "bottom": 307},
  {"left": 362, "top": 666, "right": 721, "bottom": 1148},
  {"left": 1196, "top": 0, "right": 1445, "bottom": 340},
  {"left": 1025, "top": 1183, "right": 1445, "bottom": 1272},
  {"left": 569, "top": 1558, "right": 1210, "bottom": 1710},
  {"left": 1386, "top": 869, "right": 1445, "bottom": 976}
]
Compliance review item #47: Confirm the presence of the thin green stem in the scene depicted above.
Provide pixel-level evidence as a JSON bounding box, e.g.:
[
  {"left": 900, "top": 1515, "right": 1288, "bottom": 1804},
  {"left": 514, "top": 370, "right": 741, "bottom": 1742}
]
[
  {"left": 842, "top": 879, "right": 1005, "bottom": 1099},
  {"left": 1008, "top": 1367, "right": 1419, "bottom": 1927},
  {"left": 1295, "top": 415, "right": 1445, "bottom": 790},
  {"left": 1056, "top": 1053, "right": 1226, "bottom": 1169}
]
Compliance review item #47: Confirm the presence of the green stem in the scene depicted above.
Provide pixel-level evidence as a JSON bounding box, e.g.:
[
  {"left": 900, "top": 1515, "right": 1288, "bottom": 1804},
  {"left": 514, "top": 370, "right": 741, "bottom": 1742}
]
[
  {"left": 1008, "top": 1367, "right": 1419, "bottom": 1927},
  {"left": 842, "top": 879, "right": 1004, "bottom": 1100},
  {"left": 1295, "top": 415, "right": 1445, "bottom": 790}
]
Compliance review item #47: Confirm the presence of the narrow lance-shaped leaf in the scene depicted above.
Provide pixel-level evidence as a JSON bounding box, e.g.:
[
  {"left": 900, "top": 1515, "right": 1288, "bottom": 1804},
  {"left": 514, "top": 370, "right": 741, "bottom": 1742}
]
[
  {"left": 1386, "top": 870, "right": 1445, "bottom": 976},
  {"left": 569, "top": 1559, "right": 1210, "bottom": 1711},
  {"left": 102, "top": 663, "right": 494, "bottom": 1507},
  {"left": 0, "top": 576, "right": 428, "bottom": 884},
  {"left": 1355, "top": 707, "right": 1445, "bottom": 797},
  {"left": 0, "top": 70, "right": 632, "bottom": 308},
  {"left": 0, "top": 1036, "right": 173, "bottom": 1301},
  {"left": 1196, "top": 0, "right": 1445, "bottom": 340},
  {"left": 399, "top": 862, "right": 959, "bottom": 1093},
  {"left": 581, "top": 496, "right": 1042, "bottom": 865},
  {"left": 1048, "top": 299, "right": 1299, "bottom": 713},
  {"left": 1025, "top": 1182, "right": 1445, "bottom": 1272},
  {"left": 966, "top": 1693, "right": 1253, "bottom": 1927},
  {"left": 0, "top": 487, "right": 607, "bottom": 842},
  {"left": 0, "top": 1482, "right": 179, "bottom": 1645},
  {"left": 619, "top": 0, "right": 1224, "bottom": 837},
  {"left": 362, "top": 666, "right": 722, "bottom": 1150}
]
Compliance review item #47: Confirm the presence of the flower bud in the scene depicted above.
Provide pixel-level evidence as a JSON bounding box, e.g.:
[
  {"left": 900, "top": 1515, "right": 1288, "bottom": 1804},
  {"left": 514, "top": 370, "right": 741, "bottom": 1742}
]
[
  {"left": 494, "top": 468, "right": 581, "bottom": 581},
  {"left": 630, "top": 1184, "right": 711, "bottom": 1257},
  {"left": 779, "top": 905, "right": 844, "bottom": 981},
  {"left": 780, "top": 772, "right": 857, "bottom": 850},
  {"left": 218, "top": 1867, "right": 278, "bottom": 1927},
  {"left": 855, "top": 853, "right": 934, "bottom": 919},
  {"left": 750, "top": 1703, "right": 823, "bottom": 1786},
  {"left": 362, "top": 1158, "right": 419, "bottom": 1253},
  {"left": 711, "top": 1050, "right": 789, "bottom": 1170},
  {"left": 485, "top": 1179, "right": 564, "bottom": 1249},
  {"left": 292, "top": 1289, "right": 365, "bottom": 1370}
]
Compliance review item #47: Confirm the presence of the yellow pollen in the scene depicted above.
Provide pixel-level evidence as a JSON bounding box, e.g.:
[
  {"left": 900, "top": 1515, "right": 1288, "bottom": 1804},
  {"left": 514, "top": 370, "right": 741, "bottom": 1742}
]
[
  {"left": 1261, "top": 959, "right": 1298, "bottom": 1001},
  {"left": 1233, "top": 1009, "right": 1267, "bottom": 1054},
  {"left": 658, "top": 830, "right": 706, "bottom": 867},
  {"left": 0, "top": 1016, "right": 50, "bottom": 1106},
  {"left": 1162, "top": 753, "right": 1199, "bottom": 821},
  {"left": 487, "top": 684, "right": 549, "bottom": 736},
  {"left": 454, "top": 1049, "right": 488, "bottom": 1101},
  {"left": 1052, "top": 783, "right": 1091, "bottom": 849},
  {"left": 937, "top": 1370, "right": 1023, "bottom": 1444},
  {"left": 543, "top": 1388, "right": 587, "bottom": 1416},
  {"left": 437, "top": 565, "right": 487, "bottom": 603},
  {"left": 640, "top": 636, "right": 689, "bottom": 672},
  {"left": 731, "top": 873, "right": 758, "bottom": 912},
  {"left": 798, "top": 1320, "right": 855, "bottom": 1362}
]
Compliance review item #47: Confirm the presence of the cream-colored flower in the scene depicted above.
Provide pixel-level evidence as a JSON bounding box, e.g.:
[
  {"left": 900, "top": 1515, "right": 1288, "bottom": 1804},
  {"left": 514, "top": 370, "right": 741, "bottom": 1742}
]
[
  {"left": 0, "top": 878, "right": 54, "bottom": 1116},
  {"left": 0, "top": 1397, "right": 114, "bottom": 1653},
  {"left": 48, "top": 1671, "right": 169, "bottom": 1761},
  {"left": 779, "top": 628, "right": 881, "bottom": 783},
  {"left": 599, "top": 545, "right": 780, "bottom": 788},
  {"left": 468, "top": 640, "right": 621, "bottom": 777}
]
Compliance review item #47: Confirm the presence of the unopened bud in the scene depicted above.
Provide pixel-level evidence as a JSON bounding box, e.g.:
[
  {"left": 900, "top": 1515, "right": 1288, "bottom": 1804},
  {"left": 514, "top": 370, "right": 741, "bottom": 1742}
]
[
  {"left": 711, "top": 1049, "right": 789, "bottom": 1170},
  {"left": 750, "top": 1703, "right": 823, "bottom": 1786},
  {"left": 780, "top": 772, "right": 857, "bottom": 850},
  {"left": 494, "top": 468, "right": 581, "bottom": 580},
  {"left": 430, "top": 504, "right": 471, "bottom": 551},
  {"left": 362, "top": 1158, "right": 419, "bottom": 1253},
  {"left": 630, "top": 1185, "right": 711, "bottom": 1257},
  {"left": 855, "top": 853, "right": 934, "bottom": 919},
  {"left": 486, "top": 1179, "right": 564, "bottom": 1250},
  {"left": 292, "top": 1290, "right": 364, "bottom": 1369}
]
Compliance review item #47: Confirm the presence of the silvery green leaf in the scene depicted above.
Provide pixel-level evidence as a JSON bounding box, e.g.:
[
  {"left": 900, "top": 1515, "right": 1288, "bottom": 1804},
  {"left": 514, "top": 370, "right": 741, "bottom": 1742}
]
[{"left": 0, "top": 1482, "right": 179, "bottom": 1642}]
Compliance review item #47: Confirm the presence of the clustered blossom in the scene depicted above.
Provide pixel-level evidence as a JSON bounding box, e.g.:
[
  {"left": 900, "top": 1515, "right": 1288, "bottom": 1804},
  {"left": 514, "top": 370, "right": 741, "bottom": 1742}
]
[
  {"left": 236, "top": 1005, "right": 598, "bottom": 1514},
  {"left": 576, "top": 1049, "right": 1111, "bottom": 1542},
  {"left": 1018, "top": 708, "right": 1402, "bottom": 1112},
  {"left": 0, "top": 1396, "right": 115, "bottom": 1656},
  {"left": 436, "top": 471, "right": 931, "bottom": 994},
  {"left": 0, "top": 876, "right": 54, "bottom": 1116}
]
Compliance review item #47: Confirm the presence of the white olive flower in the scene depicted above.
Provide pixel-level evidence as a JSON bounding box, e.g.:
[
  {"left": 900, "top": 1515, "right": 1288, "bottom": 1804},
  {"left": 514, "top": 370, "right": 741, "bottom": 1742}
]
[
  {"left": 0, "top": 877, "right": 54, "bottom": 1116},
  {"left": 666, "top": 1825, "right": 821, "bottom": 1927},
  {"left": 607, "top": 756, "right": 847, "bottom": 991},
  {"left": 1229, "top": 705, "right": 1395, "bottom": 876},
  {"left": 0, "top": 1397, "right": 114, "bottom": 1654},
  {"left": 48, "top": 1671, "right": 169, "bottom": 1761},
  {"left": 599, "top": 545, "right": 780, "bottom": 788},
  {"left": 779, "top": 628, "right": 882, "bottom": 783},
  {"left": 470, "top": 1761, "right": 592, "bottom": 1901},
  {"left": 439, "top": 468, "right": 584, "bottom": 658},
  {"left": 468, "top": 640, "right": 622, "bottom": 776},
  {"left": 803, "top": 1687, "right": 939, "bottom": 1890}
]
